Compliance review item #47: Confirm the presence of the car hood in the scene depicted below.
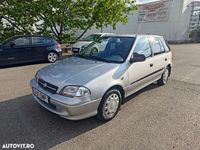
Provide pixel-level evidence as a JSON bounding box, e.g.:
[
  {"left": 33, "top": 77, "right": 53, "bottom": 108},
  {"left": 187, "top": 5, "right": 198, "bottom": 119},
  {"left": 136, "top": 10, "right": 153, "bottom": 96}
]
[
  {"left": 73, "top": 41, "right": 92, "bottom": 48},
  {"left": 38, "top": 57, "right": 119, "bottom": 87}
]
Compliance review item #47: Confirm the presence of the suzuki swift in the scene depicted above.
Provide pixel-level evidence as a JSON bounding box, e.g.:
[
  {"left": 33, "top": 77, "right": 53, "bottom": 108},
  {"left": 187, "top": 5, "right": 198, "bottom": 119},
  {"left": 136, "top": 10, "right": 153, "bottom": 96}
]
[{"left": 30, "top": 34, "right": 172, "bottom": 121}]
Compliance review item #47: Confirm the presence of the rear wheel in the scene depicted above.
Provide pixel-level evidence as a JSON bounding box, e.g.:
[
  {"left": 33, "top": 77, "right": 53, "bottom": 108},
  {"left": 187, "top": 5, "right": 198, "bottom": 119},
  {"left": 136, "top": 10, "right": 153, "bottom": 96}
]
[
  {"left": 97, "top": 89, "right": 122, "bottom": 121},
  {"left": 157, "top": 67, "right": 169, "bottom": 85},
  {"left": 47, "top": 52, "right": 58, "bottom": 63}
]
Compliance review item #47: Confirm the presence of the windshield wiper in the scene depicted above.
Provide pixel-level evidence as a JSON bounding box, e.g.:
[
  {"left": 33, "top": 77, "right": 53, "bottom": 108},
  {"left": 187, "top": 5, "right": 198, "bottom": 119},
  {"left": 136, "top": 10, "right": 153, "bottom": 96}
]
[
  {"left": 77, "top": 54, "right": 120, "bottom": 63},
  {"left": 88, "top": 55, "right": 114, "bottom": 63}
]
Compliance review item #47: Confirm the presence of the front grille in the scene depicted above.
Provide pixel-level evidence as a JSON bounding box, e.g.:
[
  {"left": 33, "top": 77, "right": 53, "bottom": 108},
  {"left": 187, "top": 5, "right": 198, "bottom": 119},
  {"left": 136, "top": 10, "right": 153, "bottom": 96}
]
[{"left": 38, "top": 78, "right": 58, "bottom": 94}]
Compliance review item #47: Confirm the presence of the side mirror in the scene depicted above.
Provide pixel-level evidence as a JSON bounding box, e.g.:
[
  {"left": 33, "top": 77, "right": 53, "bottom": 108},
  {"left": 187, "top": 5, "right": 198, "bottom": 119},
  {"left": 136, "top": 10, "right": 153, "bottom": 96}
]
[
  {"left": 10, "top": 42, "right": 15, "bottom": 47},
  {"left": 130, "top": 53, "right": 146, "bottom": 63}
]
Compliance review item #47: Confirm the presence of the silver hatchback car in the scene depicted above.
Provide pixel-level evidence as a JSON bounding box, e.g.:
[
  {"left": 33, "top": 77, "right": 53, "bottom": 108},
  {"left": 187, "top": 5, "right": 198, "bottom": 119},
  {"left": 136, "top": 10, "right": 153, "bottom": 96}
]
[{"left": 30, "top": 34, "right": 172, "bottom": 121}]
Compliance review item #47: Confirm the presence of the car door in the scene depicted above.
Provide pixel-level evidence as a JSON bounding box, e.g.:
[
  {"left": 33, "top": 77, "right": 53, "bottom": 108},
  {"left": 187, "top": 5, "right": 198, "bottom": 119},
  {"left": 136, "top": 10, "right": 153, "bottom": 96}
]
[
  {"left": 148, "top": 37, "right": 167, "bottom": 81},
  {"left": 127, "top": 36, "right": 154, "bottom": 96},
  {"left": 11, "top": 37, "right": 31, "bottom": 62},
  {"left": 0, "top": 45, "right": 5, "bottom": 65},
  {"left": 31, "top": 37, "right": 49, "bottom": 60},
  {"left": 0, "top": 37, "right": 22, "bottom": 64}
]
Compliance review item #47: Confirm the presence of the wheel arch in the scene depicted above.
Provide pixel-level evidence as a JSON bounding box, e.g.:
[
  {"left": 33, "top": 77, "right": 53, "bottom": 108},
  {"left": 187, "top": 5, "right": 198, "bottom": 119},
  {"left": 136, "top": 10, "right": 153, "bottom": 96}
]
[
  {"left": 46, "top": 50, "right": 59, "bottom": 56},
  {"left": 104, "top": 85, "right": 125, "bottom": 101}
]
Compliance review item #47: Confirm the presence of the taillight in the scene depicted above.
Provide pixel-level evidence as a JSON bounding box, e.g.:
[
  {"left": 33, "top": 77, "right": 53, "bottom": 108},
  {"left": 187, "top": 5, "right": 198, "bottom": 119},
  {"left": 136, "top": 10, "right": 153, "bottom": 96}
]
[{"left": 56, "top": 44, "right": 61, "bottom": 48}]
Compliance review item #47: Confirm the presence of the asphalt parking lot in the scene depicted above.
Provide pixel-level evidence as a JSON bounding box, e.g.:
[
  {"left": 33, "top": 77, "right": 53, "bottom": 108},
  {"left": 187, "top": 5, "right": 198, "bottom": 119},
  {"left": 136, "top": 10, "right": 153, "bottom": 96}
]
[{"left": 0, "top": 44, "right": 200, "bottom": 150}]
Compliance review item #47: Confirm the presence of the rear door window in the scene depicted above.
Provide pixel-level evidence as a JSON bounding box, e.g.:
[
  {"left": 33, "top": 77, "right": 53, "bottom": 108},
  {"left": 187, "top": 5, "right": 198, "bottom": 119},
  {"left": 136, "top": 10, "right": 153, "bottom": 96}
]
[{"left": 32, "top": 37, "right": 48, "bottom": 45}]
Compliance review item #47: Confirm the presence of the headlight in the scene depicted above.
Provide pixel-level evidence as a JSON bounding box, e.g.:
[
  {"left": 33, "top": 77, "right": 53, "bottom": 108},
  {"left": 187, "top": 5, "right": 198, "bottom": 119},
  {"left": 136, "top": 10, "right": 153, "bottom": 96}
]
[
  {"left": 81, "top": 45, "right": 87, "bottom": 49},
  {"left": 60, "top": 86, "right": 90, "bottom": 97}
]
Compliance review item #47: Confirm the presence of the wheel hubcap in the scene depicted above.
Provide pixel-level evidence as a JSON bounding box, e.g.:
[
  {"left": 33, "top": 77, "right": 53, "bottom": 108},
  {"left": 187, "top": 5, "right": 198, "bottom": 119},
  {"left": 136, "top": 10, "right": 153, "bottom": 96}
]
[
  {"left": 103, "top": 93, "right": 119, "bottom": 119},
  {"left": 163, "top": 69, "right": 169, "bottom": 83},
  {"left": 48, "top": 53, "right": 57, "bottom": 62}
]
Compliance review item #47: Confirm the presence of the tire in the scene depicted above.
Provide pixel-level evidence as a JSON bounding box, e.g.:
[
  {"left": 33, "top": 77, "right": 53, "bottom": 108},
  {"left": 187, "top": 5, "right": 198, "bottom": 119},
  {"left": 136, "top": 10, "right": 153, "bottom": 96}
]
[
  {"left": 91, "top": 47, "right": 98, "bottom": 54},
  {"left": 97, "top": 89, "right": 122, "bottom": 122},
  {"left": 157, "top": 67, "right": 169, "bottom": 86},
  {"left": 47, "top": 52, "right": 58, "bottom": 63}
]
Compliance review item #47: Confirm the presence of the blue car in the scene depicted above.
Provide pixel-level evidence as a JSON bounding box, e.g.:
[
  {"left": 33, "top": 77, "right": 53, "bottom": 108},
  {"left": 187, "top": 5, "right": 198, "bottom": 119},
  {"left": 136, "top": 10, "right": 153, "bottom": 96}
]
[{"left": 0, "top": 35, "right": 62, "bottom": 66}]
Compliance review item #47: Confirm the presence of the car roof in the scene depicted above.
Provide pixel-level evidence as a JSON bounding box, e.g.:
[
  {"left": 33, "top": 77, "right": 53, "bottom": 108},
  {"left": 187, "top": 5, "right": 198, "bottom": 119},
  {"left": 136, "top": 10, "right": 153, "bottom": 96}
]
[
  {"left": 11, "top": 35, "right": 54, "bottom": 39},
  {"left": 93, "top": 33, "right": 115, "bottom": 35},
  {"left": 104, "top": 34, "right": 163, "bottom": 38}
]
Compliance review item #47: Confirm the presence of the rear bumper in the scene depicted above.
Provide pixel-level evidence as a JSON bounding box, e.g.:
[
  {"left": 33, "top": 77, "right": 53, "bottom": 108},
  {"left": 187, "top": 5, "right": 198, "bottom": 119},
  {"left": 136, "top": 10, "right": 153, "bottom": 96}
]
[
  {"left": 58, "top": 51, "right": 62, "bottom": 59},
  {"left": 30, "top": 79, "right": 101, "bottom": 120}
]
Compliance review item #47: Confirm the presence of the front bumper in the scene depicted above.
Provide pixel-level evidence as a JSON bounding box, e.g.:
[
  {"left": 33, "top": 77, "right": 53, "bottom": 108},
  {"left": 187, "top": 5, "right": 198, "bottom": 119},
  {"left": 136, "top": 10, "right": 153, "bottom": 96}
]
[{"left": 30, "top": 79, "right": 101, "bottom": 120}]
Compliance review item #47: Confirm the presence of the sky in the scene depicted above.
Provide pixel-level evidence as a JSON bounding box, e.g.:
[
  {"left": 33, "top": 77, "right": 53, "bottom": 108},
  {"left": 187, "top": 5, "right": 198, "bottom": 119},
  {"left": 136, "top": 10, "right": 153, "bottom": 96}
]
[{"left": 138, "top": 0, "right": 200, "bottom": 4}]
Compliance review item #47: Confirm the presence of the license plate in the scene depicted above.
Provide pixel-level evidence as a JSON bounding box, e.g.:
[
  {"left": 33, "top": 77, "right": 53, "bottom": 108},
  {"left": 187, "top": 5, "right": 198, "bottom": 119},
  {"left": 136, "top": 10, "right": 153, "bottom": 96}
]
[
  {"left": 33, "top": 88, "right": 49, "bottom": 103},
  {"left": 73, "top": 48, "right": 79, "bottom": 52}
]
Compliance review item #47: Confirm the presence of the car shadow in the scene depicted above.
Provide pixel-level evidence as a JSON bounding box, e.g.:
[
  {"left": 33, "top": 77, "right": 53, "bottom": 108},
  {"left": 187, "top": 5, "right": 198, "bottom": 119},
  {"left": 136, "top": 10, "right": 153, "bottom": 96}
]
[
  {"left": 0, "top": 61, "right": 48, "bottom": 69},
  {"left": 0, "top": 83, "right": 159, "bottom": 150},
  {"left": 0, "top": 95, "right": 103, "bottom": 150},
  {"left": 0, "top": 55, "right": 71, "bottom": 69}
]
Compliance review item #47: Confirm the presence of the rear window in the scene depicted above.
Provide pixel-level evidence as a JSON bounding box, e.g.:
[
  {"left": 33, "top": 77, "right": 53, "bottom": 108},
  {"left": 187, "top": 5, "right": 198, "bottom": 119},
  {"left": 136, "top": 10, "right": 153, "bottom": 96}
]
[{"left": 32, "top": 37, "right": 57, "bottom": 45}]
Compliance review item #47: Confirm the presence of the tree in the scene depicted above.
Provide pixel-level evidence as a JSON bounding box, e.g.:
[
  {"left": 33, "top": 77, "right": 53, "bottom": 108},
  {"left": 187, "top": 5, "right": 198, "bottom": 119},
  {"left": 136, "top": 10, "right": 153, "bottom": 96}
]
[
  {"left": 74, "top": 0, "right": 137, "bottom": 40},
  {"left": 0, "top": 0, "right": 137, "bottom": 43},
  {"left": 0, "top": 0, "right": 37, "bottom": 41}
]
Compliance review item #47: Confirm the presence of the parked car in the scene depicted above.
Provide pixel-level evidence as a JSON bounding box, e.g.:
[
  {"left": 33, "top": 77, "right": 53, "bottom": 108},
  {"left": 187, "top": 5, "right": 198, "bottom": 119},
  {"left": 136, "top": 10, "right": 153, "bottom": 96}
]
[
  {"left": 0, "top": 35, "right": 62, "bottom": 66},
  {"left": 30, "top": 34, "right": 172, "bottom": 121},
  {"left": 72, "top": 33, "right": 114, "bottom": 53}
]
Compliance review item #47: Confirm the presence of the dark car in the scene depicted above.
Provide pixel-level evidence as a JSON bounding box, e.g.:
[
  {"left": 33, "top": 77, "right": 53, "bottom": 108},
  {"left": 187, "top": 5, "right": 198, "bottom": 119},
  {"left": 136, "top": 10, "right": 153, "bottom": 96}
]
[{"left": 0, "top": 35, "right": 62, "bottom": 66}]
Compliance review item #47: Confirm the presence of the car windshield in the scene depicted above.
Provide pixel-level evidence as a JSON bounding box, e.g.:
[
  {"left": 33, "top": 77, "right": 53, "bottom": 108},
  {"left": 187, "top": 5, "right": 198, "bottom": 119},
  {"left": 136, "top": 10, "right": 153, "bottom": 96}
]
[
  {"left": 77, "top": 36, "right": 136, "bottom": 63},
  {"left": 80, "top": 34, "right": 101, "bottom": 41}
]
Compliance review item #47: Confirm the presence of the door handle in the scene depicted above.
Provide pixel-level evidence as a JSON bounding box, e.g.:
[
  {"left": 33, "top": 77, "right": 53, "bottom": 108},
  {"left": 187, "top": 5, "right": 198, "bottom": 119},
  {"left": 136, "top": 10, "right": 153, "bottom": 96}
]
[
  {"left": 150, "top": 64, "right": 153, "bottom": 67},
  {"left": 8, "top": 57, "right": 15, "bottom": 60}
]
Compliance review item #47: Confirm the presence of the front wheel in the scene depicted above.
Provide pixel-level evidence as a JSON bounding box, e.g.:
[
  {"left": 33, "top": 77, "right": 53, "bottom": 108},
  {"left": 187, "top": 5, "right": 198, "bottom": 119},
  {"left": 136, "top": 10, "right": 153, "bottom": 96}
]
[
  {"left": 97, "top": 89, "right": 122, "bottom": 122},
  {"left": 157, "top": 67, "right": 169, "bottom": 85},
  {"left": 47, "top": 52, "right": 58, "bottom": 63},
  {"left": 91, "top": 47, "right": 98, "bottom": 54}
]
